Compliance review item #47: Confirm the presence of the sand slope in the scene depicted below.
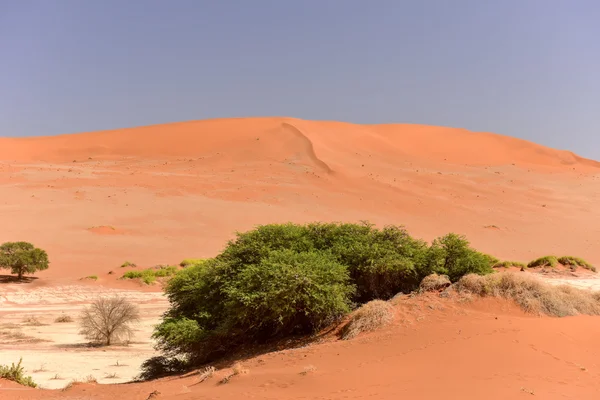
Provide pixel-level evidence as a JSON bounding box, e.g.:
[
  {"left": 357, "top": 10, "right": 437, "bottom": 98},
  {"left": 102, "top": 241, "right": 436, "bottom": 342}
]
[
  {"left": 1, "top": 117, "right": 600, "bottom": 284},
  {"left": 4, "top": 296, "right": 600, "bottom": 400}
]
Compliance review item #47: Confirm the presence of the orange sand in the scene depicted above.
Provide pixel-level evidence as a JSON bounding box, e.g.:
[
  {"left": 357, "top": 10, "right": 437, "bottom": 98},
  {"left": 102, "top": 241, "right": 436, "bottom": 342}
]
[{"left": 1, "top": 117, "right": 600, "bottom": 399}]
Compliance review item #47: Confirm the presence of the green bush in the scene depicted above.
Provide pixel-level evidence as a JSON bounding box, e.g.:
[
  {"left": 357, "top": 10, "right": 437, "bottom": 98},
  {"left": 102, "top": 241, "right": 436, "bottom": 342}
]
[
  {"left": 557, "top": 256, "right": 596, "bottom": 272},
  {"left": 150, "top": 222, "right": 501, "bottom": 369},
  {"left": 423, "top": 233, "right": 496, "bottom": 282},
  {"left": 179, "top": 258, "right": 206, "bottom": 268},
  {"left": 0, "top": 242, "right": 49, "bottom": 280},
  {"left": 121, "top": 261, "right": 136, "bottom": 268},
  {"left": 0, "top": 358, "right": 37, "bottom": 388},
  {"left": 121, "top": 266, "right": 178, "bottom": 285},
  {"left": 527, "top": 256, "right": 558, "bottom": 269},
  {"left": 219, "top": 222, "right": 428, "bottom": 302},
  {"left": 492, "top": 261, "right": 527, "bottom": 269},
  {"left": 154, "top": 251, "right": 353, "bottom": 363}
]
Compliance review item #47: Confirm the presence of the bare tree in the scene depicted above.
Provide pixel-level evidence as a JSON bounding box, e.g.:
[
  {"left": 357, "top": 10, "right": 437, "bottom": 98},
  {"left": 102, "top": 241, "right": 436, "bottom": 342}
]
[{"left": 79, "top": 296, "right": 140, "bottom": 345}]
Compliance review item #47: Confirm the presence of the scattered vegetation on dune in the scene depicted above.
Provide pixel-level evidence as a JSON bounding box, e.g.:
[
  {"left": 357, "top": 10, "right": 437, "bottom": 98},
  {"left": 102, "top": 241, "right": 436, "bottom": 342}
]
[
  {"left": 527, "top": 256, "right": 559, "bottom": 269},
  {"left": 121, "top": 265, "right": 178, "bottom": 285},
  {"left": 455, "top": 272, "right": 600, "bottom": 317},
  {"left": 492, "top": 260, "right": 527, "bottom": 269},
  {"left": 140, "top": 221, "right": 596, "bottom": 377},
  {"left": 557, "top": 256, "right": 596, "bottom": 272},
  {"left": 121, "top": 260, "right": 137, "bottom": 268},
  {"left": 340, "top": 300, "right": 394, "bottom": 340},
  {"left": 149, "top": 222, "right": 497, "bottom": 371},
  {"left": 179, "top": 258, "right": 206, "bottom": 268},
  {"left": 0, "top": 358, "right": 37, "bottom": 388}
]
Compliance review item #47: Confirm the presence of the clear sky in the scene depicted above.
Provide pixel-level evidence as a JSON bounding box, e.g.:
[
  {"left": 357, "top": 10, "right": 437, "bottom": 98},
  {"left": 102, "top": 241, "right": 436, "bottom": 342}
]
[{"left": 1, "top": 1, "right": 599, "bottom": 159}]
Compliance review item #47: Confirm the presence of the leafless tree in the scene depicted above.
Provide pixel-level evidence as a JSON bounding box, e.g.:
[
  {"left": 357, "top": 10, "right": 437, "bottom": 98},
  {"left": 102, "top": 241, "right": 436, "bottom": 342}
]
[{"left": 79, "top": 296, "right": 140, "bottom": 345}]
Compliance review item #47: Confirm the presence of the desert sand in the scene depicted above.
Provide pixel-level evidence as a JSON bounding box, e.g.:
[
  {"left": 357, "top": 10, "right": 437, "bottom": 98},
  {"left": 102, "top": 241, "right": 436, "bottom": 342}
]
[{"left": 1, "top": 117, "right": 600, "bottom": 399}]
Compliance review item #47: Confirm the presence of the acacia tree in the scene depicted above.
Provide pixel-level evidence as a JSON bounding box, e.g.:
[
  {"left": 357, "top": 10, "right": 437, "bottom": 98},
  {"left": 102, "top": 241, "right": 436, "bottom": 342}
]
[
  {"left": 0, "top": 242, "right": 49, "bottom": 280},
  {"left": 79, "top": 297, "right": 140, "bottom": 346}
]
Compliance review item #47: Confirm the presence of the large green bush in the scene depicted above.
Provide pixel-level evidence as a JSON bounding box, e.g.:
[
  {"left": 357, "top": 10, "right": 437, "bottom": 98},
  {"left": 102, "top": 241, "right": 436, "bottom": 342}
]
[
  {"left": 150, "top": 222, "right": 498, "bottom": 369},
  {"left": 423, "top": 233, "right": 497, "bottom": 282},
  {"left": 154, "top": 250, "right": 353, "bottom": 363}
]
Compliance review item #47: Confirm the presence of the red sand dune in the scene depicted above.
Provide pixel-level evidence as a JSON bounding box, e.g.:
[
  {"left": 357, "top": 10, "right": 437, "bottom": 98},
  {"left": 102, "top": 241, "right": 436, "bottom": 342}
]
[
  {"left": 6, "top": 297, "right": 600, "bottom": 400},
  {"left": 1, "top": 117, "right": 599, "bottom": 284},
  {"left": 1, "top": 117, "right": 600, "bottom": 400}
]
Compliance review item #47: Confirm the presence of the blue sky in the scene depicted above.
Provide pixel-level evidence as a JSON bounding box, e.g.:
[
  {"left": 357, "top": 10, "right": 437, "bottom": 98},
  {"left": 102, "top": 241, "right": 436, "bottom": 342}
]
[{"left": 1, "top": 1, "right": 599, "bottom": 159}]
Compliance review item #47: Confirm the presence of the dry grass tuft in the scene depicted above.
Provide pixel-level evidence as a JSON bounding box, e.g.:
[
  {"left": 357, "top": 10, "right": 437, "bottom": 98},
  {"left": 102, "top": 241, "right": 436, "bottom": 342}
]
[
  {"left": 22, "top": 316, "right": 44, "bottom": 326},
  {"left": 231, "top": 362, "right": 249, "bottom": 376},
  {"left": 198, "top": 366, "right": 216, "bottom": 383},
  {"left": 55, "top": 314, "right": 74, "bottom": 323},
  {"left": 419, "top": 273, "right": 451, "bottom": 292},
  {"left": 455, "top": 272, "right": 600, "bottom": 317},
  {"left": 340, "top": 300, "right": 394, "bottom": 340},
  {"left": 218, "top": 363, "right": 248, "bottom": 384},
  {"left": 300, "top": 365, "right": 317, "bottom": 375}
]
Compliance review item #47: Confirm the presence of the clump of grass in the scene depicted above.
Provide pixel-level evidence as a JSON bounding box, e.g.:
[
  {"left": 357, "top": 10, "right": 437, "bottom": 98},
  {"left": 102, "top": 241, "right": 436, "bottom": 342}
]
[
  {"left": 493, "top": 261, "right": 527, "bottom": 269},
  {"left": 455, "top": 272, "right": 600, "bottom": 317},
  {"left": 0, "top": 358, "right": 37, "bottom": 388},
  {"left": 198, "top": 366, "right": 216, "bottom": 383},
  {"left": 50, "top": 373, "right": 64, "bottom": 380},
  {"left": 104, "top": 372, "right": 119, "bottom": 379},
  {"left": 83, "top": 275, "right": 98, "bottom": 281},
  {"left": 557, "top": 256, "right": 596, "bottom": 272},
  {"left": 527, "top": 256, "right": 558, "bottom": 269},
  {"left": 219, "top": 363, "right": 248, "bottom": 384},
  {"left": 55, "top": 314, "right": 74, "bottom": 323},
  {"left": 300, "top": 365, "right": 317, "bottom": 375},
  {"left": 121, "top": 261, "right": 136, "bottom": 268},
  {"left": 340, "top": 300, "right": 394, "bottom": 340},
  {"left": 121, "top": 265, "right": 178, "bottom": 285},
  {"left": 179, "top": 258, "right": 206, "bottom": 268},
  {"left": 419, "top": 273, "right": 451, "bottom": 292},
  {"left": 22, "top": 316, "right": 44, "bottom": 326}
]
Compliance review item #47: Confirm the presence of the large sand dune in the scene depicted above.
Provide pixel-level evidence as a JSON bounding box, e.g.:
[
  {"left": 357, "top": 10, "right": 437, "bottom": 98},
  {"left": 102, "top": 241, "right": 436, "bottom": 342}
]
[
  {"left": 1, "top": 117, "right": 599, "bottom": 284},
  {"left": 2, "top": 117, "right": 600, "bottom": 399}
]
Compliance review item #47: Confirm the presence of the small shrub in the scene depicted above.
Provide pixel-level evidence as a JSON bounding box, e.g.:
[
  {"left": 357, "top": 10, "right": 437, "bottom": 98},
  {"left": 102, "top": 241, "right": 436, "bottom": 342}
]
[
  {"left": 180, "top": 258, "right": 206, "bottom": 268},
  {"left": 55, "top": 314, "right": 74, "bottom": 323},
  {"left": 557, "top": 256, "right": 596, "bottom": 272},
  {"left": 419, "top": 273, "right": 451, "bottom": 292},
  {"left": 121, "top": 261, "right": 136, "bottom": 268},
  {"left": 79, "top": 296, "right": 140, "bottom": 345},
  {"left": 121, "top": 266, "right": 178, "bottom": 285},
  {"left": 527, "top": 256, "right": 558, "bottom": 269},
  {"left": 340, "top": 300, "right": 394, "bottom": 340},
  {"left": 493, "top": 261, "right": 527, "bottom": 269},
  {"left": 0, "top": 358, "right": 37, "bottom": 388},
  {"left": 104, "top": 372, "right": 119, "bottom": 379},
  {"left": 455, "top": 272, "right": 600, "bottom": 317},
  {"left": 22, "top": 316, "right": 44, "bottom": 326}
]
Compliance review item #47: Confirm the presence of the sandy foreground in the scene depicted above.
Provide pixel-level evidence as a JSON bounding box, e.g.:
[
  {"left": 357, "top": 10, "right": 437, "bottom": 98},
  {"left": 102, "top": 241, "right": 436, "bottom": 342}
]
[{"left": 1, "top": 117, "right": 600, "bottom": 399}]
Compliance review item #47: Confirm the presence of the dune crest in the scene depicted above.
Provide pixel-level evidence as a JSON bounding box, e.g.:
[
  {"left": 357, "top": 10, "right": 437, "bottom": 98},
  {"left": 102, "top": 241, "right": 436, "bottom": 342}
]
[{"left": 0, "top": 118, "right": 597, "bottom": 172}]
